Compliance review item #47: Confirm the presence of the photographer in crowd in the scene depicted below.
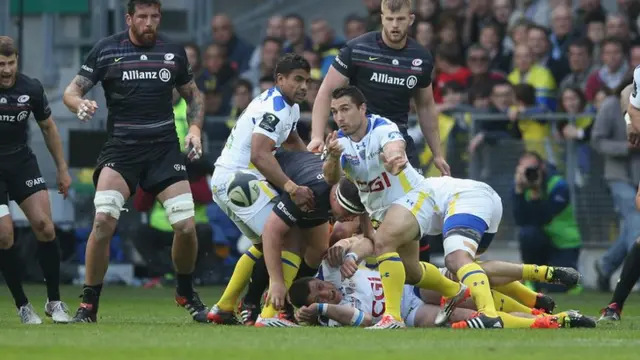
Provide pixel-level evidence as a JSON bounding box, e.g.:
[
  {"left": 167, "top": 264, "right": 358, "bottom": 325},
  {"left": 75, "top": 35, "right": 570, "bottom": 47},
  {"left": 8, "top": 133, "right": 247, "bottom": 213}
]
[{"left": 512, "top": 151, "right": 582, "bottom": 293}]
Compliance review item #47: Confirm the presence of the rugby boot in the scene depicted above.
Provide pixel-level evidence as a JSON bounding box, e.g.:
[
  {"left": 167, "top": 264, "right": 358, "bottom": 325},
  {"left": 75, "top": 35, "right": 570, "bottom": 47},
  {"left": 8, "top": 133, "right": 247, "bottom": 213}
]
[
  {"left": 546, "top": 267, "right": 581, "bottom": 288},
  {"left": 175, "top": 291, "right": 209, "bottom": 323},
  {"left": 208, "top": 304, "right": 240, "bottom": 325},
  {"left": 598, "top": 303, "right": 621, "bottom": 322},
  {"left": 254, "top": 315, "right": 300, "bottom": 327},
  {"left": 365, "top": 314, "right": 406, "bottom": 329},
  {"left": 560, "top": 310, "right": 597, "bottom": 328},
  {"left": 451, "top": 313, "right": 504, "bottom": 329},
  {"left": 435, "top": 283, "right": 470, "bottom": 326},
  {"left": 45, "top": 300, "right": 72, "bottom": 323},
  {"left": 238, "top": 299, "right": 259, "bottom": 326},
  {"left": 71, "top": 303, "right": 97, "bottom": 323},
  {"left": 18, "top": 303, "right": 42, "bottom": 325},
  {"left": 534, "top": 293, "right": 556, "bottom": 314}
]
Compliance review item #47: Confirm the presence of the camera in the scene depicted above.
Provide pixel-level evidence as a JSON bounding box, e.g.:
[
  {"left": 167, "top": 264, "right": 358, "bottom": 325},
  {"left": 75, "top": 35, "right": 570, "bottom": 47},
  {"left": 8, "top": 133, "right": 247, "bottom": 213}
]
[{"left": 524, "top": 165, "right": 539, "bottom": 183}]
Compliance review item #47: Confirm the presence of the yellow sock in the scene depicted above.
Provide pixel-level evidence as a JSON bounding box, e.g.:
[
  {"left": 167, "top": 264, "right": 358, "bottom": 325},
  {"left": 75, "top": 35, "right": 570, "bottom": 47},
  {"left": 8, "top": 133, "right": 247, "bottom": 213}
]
[
  {"left": 497, "top": 311, "right": 536, "bottom": 328},
  {"left": 552, "top": 311, "right": 569, "bottom": 321},
  {"left": 457, "top": 263, "right": 497, "bottom": 318},
  {"left": 415, "top": 262, "right": 461, "bottom": 298},
  {"left": 494, "top": 281, "right": 539, "bottom": 308},
  {"left": 522, "top": 264, "right": 549, "bottom": 282},
  {"left": 492, "top": 290, "right": 534, "bottom": 314},
  {"left": 260, "top": 251, "right": 301, "bottom": 319},
  {"left": 377, "top": 252, "right": 405, "bottom": 320},
  {"left": 216, "top": 245, "right": 262, "bottom": 311}
]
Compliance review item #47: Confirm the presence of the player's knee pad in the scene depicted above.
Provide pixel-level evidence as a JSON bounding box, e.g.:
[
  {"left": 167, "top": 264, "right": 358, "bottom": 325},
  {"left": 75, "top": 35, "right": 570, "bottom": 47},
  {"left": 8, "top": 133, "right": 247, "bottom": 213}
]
[
  {"left": 94, "top": 190, "right": 126, "bottom": 220},
  {"left": 163, "top": 193, "right": 195, "bottom": 225},
  {"left": 0, "top": 204, "right": 9, "bottom": 218},
  {"left": 443, "top": 228, "right": 481, "bottom": 258}
]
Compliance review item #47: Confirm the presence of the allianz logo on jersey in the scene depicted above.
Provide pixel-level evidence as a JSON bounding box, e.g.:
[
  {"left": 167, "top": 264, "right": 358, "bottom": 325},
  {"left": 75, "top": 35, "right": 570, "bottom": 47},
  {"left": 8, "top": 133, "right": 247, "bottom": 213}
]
[
  {"left": 122, "top": 69, "right": 171, "bottom": 82},
  {"left": 0, "top": 111, "right": 29, "bottom": 123},
  {"left": 369, "top": 72, "right": 417, "bottom": 89}
]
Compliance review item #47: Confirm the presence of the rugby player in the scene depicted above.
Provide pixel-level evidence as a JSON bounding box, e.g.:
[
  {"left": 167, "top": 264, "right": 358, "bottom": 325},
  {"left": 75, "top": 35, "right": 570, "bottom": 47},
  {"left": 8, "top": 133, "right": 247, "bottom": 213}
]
[
  {"left": 209, "top": 53, "right": 316, "bottom": 324},
  {"left": 63, "top": 0, "right": 207, "bottom": 323},
  {"left": 599, "top": 81, "right": 640, "bottom": 321},
  {"left": 288, "top": 236, "right": 595, "bottom": 329},
  {"left": 308, "top": 0, "right": 447, "bottom": 265},
  {"left": 0, "top": 36, "right": 72, "bottom": 324},
  {"left": 323, "top": 86, "right": 469, "bottom": 329}
]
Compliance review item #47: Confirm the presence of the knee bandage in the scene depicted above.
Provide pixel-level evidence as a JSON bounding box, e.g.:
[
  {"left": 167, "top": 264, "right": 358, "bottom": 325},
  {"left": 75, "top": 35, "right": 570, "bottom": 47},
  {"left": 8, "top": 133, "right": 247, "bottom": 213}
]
[
  {"left": 443, "top": 232, "right": 480, "bottom": 258},
  {"left": 163, "top": 193, "right": 195, "bottom": 225},
  {"left": 0, "top": 204, "right": 9, "bottom": 218},
  {"left": 94, "top": 190, "right": 126, "bottom": 220}
]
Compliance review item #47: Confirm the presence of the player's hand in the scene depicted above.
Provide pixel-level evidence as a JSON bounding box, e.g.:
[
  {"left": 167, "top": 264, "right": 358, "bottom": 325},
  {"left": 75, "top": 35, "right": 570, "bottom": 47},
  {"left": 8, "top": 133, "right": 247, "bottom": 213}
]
[
  {"left": 628, "top": 123, "right": 640, "bottom": 148},
  {"left": 340, "top": 256, "right": 358, "bottom": 279},
  {"left": 295, "top": 304, "right": 319, "bottom": 323},
  {"left": 56, "top": 169, "right": 72, "bottom": 199},
  {"left": 381, "top": 152, "right": 407, "bottom": 176},
  {"left": 307, "top": 137, "right": 325, "bottom": 153},
  {"left": 76, "top": 99, "right": 98, "bottom": 122},
  {"left": 288, "top": 183, "right": 315, "bottom": 211},
  {"left": 326, "top": 239, "right": 349, "bottom": 267},
  {"left": 324, "top": 131, "right": 343, "bottom": 160},
  {"left": 266, "top": 282, "right": 287, "bottom": 311},
  {"left": 433, "top": 156, "right": 451, "bottom": 176},
  {"left": 185, "top": 127, "right": 203, "bottom": 161}
]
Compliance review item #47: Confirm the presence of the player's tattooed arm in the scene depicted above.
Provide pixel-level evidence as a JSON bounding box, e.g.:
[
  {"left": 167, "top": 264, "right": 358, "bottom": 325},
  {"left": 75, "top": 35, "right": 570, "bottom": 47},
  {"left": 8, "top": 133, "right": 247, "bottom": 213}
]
[
  {"left": 63, "top": 75, "right": 96, "bottom": 113},
  {"left": 177, "top": 80, "right": 204, "bottom": 129}
]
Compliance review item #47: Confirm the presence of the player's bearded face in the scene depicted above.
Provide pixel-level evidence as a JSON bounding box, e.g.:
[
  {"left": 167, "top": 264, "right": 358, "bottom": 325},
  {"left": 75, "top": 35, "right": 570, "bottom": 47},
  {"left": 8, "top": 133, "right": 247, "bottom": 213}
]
[
  {"left": 0, "top": 54, "right": 17, "bottom": 88},
  {"left": 127, "top": 5, "right": 161, "bottom": 45},
  {"left": 381, "top": 7, "right": 413, "bottom": 44}
]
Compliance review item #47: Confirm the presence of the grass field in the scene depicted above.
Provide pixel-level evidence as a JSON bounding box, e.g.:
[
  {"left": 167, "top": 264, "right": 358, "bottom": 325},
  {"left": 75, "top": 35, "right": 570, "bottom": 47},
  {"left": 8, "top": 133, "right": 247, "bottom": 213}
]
[{"left": 1, "top": 285, "right": 640, "bottom": 359}]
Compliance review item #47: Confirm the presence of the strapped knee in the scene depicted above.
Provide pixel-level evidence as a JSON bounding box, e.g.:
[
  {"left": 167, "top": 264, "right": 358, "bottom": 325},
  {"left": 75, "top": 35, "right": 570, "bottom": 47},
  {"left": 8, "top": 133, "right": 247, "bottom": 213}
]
[
  {"left": 443, "top": 228, "right": 481, "bottom": 257},
  {"left": 163, "top": 193, "right": 195, "bottom": 225},
  {"left": 94, "top": 190, "right": 126, "bottom": 220}
]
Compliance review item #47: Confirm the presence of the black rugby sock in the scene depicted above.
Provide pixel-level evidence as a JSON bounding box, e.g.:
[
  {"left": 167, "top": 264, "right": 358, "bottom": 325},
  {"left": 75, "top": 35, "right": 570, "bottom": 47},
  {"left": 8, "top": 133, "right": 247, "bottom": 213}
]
[
  {"left": 176, "top": 273, "right": 194, "bottom": 297},
  {"left": 611, "top": 243, "right": 640, "bottom": 311},
  {"left": 37, "top": 239, "right": 61, "bottom": 301},
  {"left": 245, "top": 257, "right": 269, "bottom": 306},
  {"left": 81, "top": 284, "right": 102, "bottom": 310},
  {"left": 296, "top": 260, "right": 318, "bottom": 279},
  {"left": 0, "top": 245, "right": 29, "bottom": 308}
]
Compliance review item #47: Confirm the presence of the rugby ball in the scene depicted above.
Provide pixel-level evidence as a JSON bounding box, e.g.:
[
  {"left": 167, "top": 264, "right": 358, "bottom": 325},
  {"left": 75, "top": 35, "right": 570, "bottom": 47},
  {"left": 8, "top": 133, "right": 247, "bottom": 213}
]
[{"left": 227, "top": 171, "right": 261, "bottom": 207}]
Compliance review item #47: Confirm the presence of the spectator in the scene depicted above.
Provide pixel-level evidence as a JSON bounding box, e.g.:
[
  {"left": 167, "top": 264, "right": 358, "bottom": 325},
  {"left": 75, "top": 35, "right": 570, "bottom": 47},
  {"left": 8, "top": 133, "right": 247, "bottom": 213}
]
[
  {"left": 283, "top": 13, "right": 313, "bottom": 54},
  {"left": 512, "top": 151, "right": 582, "bottom": 293},
  {"left": 298, "top": 79, "right": 321, "bottom": 141},
  {"left": 618, "top": 0, "right": 640, "bottom": 36},
  {"left": 527, "top": 24, "right": 570, "bottom": 85},
  {"left": 414, "top": 20, "right": 436, "bottom": 51},
  {"left": 630, "top": 42, "right": 640, "bottom": 68},
  {"left": 590, "top": 79, "right": 640, "bottom": 292},
  {"left": 479, "top": 23, "right": 512, "bottom": 74},
  {"left": 344, "top": 14, "right": 367, "bottom": 41},
  {"left": 556, "top": 87, "right": 593, "bottom": 183},
  {"left": 227, "top": 79, "right": 253, "bottom": 130},
  {"left": 466, "top": 44, "right": 506, "bottom": 87},
  {"left": 508, "top": 19, "right": 533, "bottom": 51},
  {"left": 508, "top": 44, "right": 557, "bottom": 110},
  {"left": 241, "top": 37, "right": 282, "bottom": 97},
  {"left": 514, "top": 0, "right": 551, "bottom": 28},
  {"left": 184, "top": 42, "right": 203, "bottom": 82},
  {"left": 549, "top": 5, "right": 577, "bottom": 60},
  {"left": 462, "top": 0, "right": 493, "bottom": 46},
  {"left": 211, "top": 14, "right": 254, "bottom": 73},
  {"left": 468, "top": 80, "right": 514, "bottom": 152},
  {"left": 574, "top": 0, "right": 607, "bottom": 32},
  {"left": 436, "top": 12, "right": 464, "bottom": 55},
  {"left": 433, "top": 45, "right": 471, "bottom": 103},
  {"left": 558, "top": 38, "right": 595, "bottom": 93},
  {"left": 258, "top": 75, "right": 275, "bottom": 94},
  {"left": 442, "top": 0, "right": 465, "bottom": 20},
  {"left": 585, "top": 37, "right": 629, "bottom": 102},
  {"left": 415, "top": 0, "right": 441, "bottom": 23},
  {"left": 585, "top": 12, "right": 607, "bottom": 63},
  {"left": 198, "top": 43, "right": 237, "bottom": 116},
  {"left": 362, "top": 0, "right": 382, "bottom": 31},
  {"left": 248, "top": 15, "right": 285, "bottom": 73},
  {"left": 606, "top": 14, "right": 633, "bottom": 43},
  {"left": 302, "top": 51, "right": 322, "bottom": 80},
  {"left": 491, "top": 0, "right": 515, "bottom": 40},
  {"left": 310, "top": 18, "right": 344, "bottom": 77},
  {"left": 509, "top": 83, "right": 554, "bottom": 162}
]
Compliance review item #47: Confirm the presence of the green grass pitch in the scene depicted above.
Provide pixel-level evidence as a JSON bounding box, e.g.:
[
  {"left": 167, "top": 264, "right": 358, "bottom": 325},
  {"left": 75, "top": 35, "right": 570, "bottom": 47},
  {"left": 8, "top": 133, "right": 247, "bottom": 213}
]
[{"left": 1, "top": 286, "right": 640, "bottom": 359}]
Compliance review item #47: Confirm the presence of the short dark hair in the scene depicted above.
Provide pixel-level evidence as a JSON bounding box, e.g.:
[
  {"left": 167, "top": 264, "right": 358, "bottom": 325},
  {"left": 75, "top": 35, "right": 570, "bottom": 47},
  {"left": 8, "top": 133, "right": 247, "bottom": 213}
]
[
  {"left": 183, "top": 42, "right": 200, "bottom": 57},
  {"left": 601, "top": 36, "right": 626, "bottom": 52},
  {"left": 435, "top": 44, "right": 462, "bottom": 66},
  {"left": 527, "top": 24, "right": 550, "bottom": 37},
  {"left": 558, "top": 87, "right": 586, "bottom": 113},
  {"left": 289, "top": 277, "right": 315, "bottom": 308},
  {"left": 0, "top": 36, "right": 18, "bottom": 57},
  {"left": 469, "top": 81, "right": 493, "bottom": 102},
  {"left": 331, "top": 86, "right": 367, "bottom": 108},
  {"left": 263, "top": 36, "right": 283, "bottom": 48},
  {"left": 491, "top": 79, "right": 512, "bottom": 91},
  {"left": 441, "top": 81, "right": 465, "bottom": 95},
  {"left": 520, "top": 151, "right": 543, "bottom": 164},
  {"left": 127, "top": 0, "right": 161, "bottom": 16},
  {"left": 259, "top": 74, "right": 274, "bottom": 83},
  {"left": 274, "top": 53, "right": 310, "bottom": 78},
  {"left": 568, "top": 37, "right": 594, "bottom": 55},
  {"left": 344, "top": 14, "right": 365, "bottom": 25},
  {"left": 336, "top": 177, "right": 365, "bottom": 214},
  {"left": 284, "top": 13, "right": 305, "bottom": 26},
  {"left": 235, "top": 78, "right": 253, "bottom": 93},
  {"left": 513, "top": 83, "right": 536, "bottom": 106},
  {"left": 382, "top": 0, "right": 412, "bottom": 12}
]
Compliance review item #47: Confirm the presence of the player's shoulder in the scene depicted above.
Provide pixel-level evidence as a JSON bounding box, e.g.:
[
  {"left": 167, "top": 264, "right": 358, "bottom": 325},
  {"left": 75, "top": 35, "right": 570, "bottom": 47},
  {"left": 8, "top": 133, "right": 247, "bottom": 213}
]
[
  {"left": 405, "top": 37, "right": 434, "bottom": 63},
  {"left": 368, "top": 114, "right": 399, "bottom": 134},
  {"left": 94, "top": 31, "right": 126, "bottom": 51},
  {"left": 261, "top": 87, "right": 296, "bottom": 119},
  {"left": 155, "top": 33, "right": 187, "bottom": 53},
  {"left": 346, "top": 31, "right": 379, "bottom": 48},
  {"left": 14, "top": 73, "right": 44, "bottom": 95}
]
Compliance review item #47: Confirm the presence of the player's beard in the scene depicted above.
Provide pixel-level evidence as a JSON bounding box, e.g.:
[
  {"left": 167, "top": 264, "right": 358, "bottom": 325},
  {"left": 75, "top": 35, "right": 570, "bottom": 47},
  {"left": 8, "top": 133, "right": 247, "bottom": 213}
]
[
  {"left": 133, "top": 27, "right": 157, "bottom": 46},
  {"left": 384, "top": 27, "right": 408, "bottom": 45}
]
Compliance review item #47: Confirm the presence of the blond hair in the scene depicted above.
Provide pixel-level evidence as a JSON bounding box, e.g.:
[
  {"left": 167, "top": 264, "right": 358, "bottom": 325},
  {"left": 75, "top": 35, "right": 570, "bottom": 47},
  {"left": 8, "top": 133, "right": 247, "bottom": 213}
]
[{"left": 381, "top": 0, "right": 412, "bottom": 12}]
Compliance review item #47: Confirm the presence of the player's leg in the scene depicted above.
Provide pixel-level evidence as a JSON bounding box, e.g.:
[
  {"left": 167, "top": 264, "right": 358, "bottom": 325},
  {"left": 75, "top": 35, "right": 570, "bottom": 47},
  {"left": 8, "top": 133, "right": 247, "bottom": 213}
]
[
  {"left": 72, "top": 164, "right": 132, "bottom": 323},
  {"left": 0, "top": 191, "right": 41, "bottom": 324},
  {"left": 478, "top": 259, "right": 580, "bottom": 288},
  {"left": 600, "top": 237, "right": 640, "bottom": 321}
]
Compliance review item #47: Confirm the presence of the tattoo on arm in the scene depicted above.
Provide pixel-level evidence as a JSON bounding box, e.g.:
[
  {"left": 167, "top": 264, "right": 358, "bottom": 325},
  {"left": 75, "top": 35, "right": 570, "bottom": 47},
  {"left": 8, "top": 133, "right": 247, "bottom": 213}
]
[
  {"left": 73, "top": 75, "right": 95, "bottom": 97},
  {"left": 178, "top": 80, "right": 204, "bottom": 129}
]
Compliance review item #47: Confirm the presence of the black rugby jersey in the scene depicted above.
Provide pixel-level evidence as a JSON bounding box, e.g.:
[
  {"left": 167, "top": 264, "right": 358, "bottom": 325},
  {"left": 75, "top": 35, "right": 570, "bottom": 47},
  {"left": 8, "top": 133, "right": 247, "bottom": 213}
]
[
  {"left": 332, "top": 32, "right": 433, "bottom": 128},
  {"left": 273, "top": 151, "right": 332, "bottom": 228},
  {"left": 0, "top": 74, "right": 51, "bottom": 155},
  {"left": 78, "top": 31, "right": 192, "bottom": 144}
]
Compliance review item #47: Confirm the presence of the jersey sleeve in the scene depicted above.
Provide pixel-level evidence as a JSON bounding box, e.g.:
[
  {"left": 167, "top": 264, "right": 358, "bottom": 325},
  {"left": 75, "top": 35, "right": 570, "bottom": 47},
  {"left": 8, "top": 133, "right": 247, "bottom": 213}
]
[
  {"left": 78, "top": 40, "right": 106, "bottom": 84},
  {"left": 252, "top": 111, "right": 287, "bottom": 142},
  {"left": 630, "top": 66, "right": 640, "bottom": 109},
  {"left": 316, "top": 260, "right": 342, "bottom": 288},
  {"left": 374, "top": 119, "right": 405, "bottom": 149},
  {"left": 30, "top": 79, "right": 52, "bottom": 122},
  {"left": 417, "top": 53, "right": 434, "bottom": 88},
  {"left": 332, "top": 41, "right": 355, "bottom": 78},
  {"left": 175, "top": 46, "right": 194, "bottom": 87},
  {"left": 272, "top": 194, "right": 304, "bottom": 227}
]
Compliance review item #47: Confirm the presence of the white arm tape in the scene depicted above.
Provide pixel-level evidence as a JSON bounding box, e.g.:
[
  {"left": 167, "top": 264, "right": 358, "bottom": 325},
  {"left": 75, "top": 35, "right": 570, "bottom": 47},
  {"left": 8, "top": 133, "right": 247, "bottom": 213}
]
[
  {"left": 350, "top": 308, "right": 365, "bottom": 326},
  {"left": 163, "top": 193, "right": 195, "bottom": 225},
  {"left": 625, "top": 112, "right": 632, "bottom": 125},
  {"left": 318, "top": 303, "right": 329, "bottom": 316},
  {"left": 94, "top": 190, "right": 127, "bottom": 220},
  {"left": 0, "top": 204, "right": 9, "bottom": 218}
]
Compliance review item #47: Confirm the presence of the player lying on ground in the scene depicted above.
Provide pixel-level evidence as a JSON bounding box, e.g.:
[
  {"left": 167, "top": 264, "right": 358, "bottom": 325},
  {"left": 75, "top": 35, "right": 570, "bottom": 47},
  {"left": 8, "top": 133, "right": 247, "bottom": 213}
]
[
  {"left": 288, "top": 236, "right": 595, "bottom": 328},
  {"left": 63, "top": 0, "right": 207, "bottom": 323},
  {"left": 323, "top": 86, "right": 471, "bottom": 329},
  {"left": 0, "top": 36, "right": 73, "bottom": 324}
]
